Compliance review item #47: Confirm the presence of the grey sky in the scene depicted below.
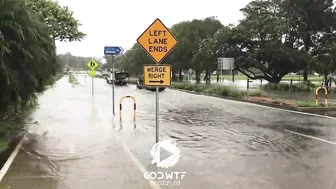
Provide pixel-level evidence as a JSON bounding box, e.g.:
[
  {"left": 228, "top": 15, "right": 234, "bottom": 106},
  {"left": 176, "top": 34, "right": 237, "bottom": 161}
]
[{"left": 55, "top": 0, "right": 252, "bottom": 58}]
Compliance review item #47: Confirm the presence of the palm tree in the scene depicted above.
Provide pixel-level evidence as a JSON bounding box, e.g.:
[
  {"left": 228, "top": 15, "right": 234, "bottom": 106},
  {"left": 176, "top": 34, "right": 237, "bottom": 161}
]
[{"left": 0, "top": 0, "right": 59, "bottom": 113}]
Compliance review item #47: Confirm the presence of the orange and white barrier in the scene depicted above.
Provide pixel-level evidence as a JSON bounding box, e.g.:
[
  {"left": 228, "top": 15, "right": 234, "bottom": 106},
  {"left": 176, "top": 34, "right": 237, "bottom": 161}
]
[
  {"left": 120, "top": 96, "right": 136, "bottom": 121},
  {"left": 315, "top": 87, "right": 328, "bottom": 106}
]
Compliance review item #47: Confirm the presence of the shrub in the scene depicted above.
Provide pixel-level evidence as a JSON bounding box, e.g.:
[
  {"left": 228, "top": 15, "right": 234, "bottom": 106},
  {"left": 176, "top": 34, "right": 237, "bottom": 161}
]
[
  {"left": 296, "top": 100, "right": 318, "bottom": 107},
  {"left": 170, "top": 82, "right": 262, "bottom": 98},
  {"left": 262, "top": 81, "right": 317, "bottom": 92}
]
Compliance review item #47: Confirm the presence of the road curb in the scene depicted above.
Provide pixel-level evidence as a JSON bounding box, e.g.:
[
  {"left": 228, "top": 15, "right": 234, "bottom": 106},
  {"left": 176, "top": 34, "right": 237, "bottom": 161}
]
[
  {"left": 0, "top": 133, "right": 26, "bottom": 182},
  {"left": 170, "top": 88, "right": 336, "bottom": 118}
]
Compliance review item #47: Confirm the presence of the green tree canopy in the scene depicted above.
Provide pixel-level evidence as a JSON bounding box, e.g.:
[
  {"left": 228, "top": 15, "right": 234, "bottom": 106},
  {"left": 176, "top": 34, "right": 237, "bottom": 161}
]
[{"left": 0, "top": 0, "right": 85, "bottom": 113}]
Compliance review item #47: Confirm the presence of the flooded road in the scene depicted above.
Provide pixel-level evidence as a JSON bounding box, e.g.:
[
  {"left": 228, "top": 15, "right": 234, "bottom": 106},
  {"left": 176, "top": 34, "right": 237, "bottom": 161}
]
[{"left": 1, "top": 75, "right": 336, "bottom": 189}]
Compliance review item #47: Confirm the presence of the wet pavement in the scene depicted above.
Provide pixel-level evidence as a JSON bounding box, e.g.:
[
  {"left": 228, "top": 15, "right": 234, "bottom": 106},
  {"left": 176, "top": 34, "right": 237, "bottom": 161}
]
[{"left": 1, "top": 75, "right": 336, "bottom": 189}]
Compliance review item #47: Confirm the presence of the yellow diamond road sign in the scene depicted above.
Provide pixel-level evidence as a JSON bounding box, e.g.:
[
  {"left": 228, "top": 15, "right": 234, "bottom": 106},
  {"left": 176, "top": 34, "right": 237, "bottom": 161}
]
[
  {"left": 144, "top": 64, "right": 171, "bottom": 86},
  {"left": 88, "top": 70, "right": 96, "bottom": 77},
  {"left": 137, "top": 18, "right": 178, "bottom": 64},
  {"left": 87, "top": 60, "right": 98, "bottom": 70}
]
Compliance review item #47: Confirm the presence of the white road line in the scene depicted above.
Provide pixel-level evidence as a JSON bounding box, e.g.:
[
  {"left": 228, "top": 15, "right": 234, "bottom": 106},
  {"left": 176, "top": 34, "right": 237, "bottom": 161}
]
[
  {"left": 174, "top": 89, "right": 336, "bottom": 120},
  {"left": 0, "top": 133, "right": 26, "bottom": 182},
  {"left": 116, "top": 136, "right": 162, "bottom": 189},
  {"left": 285, "top": 129, "right": 336, "bottom": 145}
]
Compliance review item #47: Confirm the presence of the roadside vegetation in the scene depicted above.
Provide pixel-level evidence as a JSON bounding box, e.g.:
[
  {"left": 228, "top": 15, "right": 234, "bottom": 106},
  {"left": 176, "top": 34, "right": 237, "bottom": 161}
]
[
  {"left": 69, "top": 74, "right": 79, "bottom": 84},
  {"left": 208, "top": 74, "right": 324, "bottom": 82},
  {"left": 0, "top": 0, "right": 85, "bottom": 165},
  {"left": 171, "top": 82, "right": 334, "bottom": 108},
  {"left": 261, "top": 82, "right": 317, "bottom": 92}
]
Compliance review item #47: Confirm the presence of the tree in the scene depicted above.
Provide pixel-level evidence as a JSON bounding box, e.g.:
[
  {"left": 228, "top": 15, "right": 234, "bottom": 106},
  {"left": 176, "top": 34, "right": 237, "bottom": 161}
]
[
  {"left": 1, "top": 0, "right": 55, "bottom": 112},
  {"left": 27, "top": 0, "right": 86, "bottom": 41},
  {"left": 281, "top": 0, "right": 336, "bottom": 81},
  {"left": 0, "top": 0, "right": 85, "bottom": 114},
  {"left": 168, "top": 17, "right": 224, "bottom": 82},
  {"left": 217, "top": 0, "right": 309, "bottom": 83}
]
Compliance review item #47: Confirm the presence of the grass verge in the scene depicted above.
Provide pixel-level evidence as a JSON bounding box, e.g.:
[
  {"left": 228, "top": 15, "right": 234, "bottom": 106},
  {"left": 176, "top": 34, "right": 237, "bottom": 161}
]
[
  {"left": 170, "top": 82, "right": 336, "bottom": 110},
  {"left": 262, "top": 82, "right": 317, "bottom": 92},
  {"left": 208, "top": 74, "right": 323, "bottom": 82}
]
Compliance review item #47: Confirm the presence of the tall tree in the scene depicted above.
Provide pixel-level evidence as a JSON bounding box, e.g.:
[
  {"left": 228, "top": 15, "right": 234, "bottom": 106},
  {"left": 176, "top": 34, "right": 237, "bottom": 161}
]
[
  {"left": 281, "top": 0, "right": 336, "bottom": 81},
  {"left": 26, "top": 0, "right": 86, "bottom": 41},
  {"left": 218, "top": 0, "right": 309, "bottom": 83}
]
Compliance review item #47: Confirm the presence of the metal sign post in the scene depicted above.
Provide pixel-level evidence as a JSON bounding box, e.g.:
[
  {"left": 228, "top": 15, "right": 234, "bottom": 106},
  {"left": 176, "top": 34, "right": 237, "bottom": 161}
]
[
  {"left": 143, "top": 64, "right": 172, "bottom": 142},
  {"left": 137, "top": 19, "right": 178, "bottom": 143},
  {"left": 87, "top": 60, "right": 98, "bottom": 97},
  {"left": 104, "top": 46, "right": 124, "bottom": 116},
  {"left": 92, "top": 76, "right": 94, "bottom": 96},
  {"left": 155, "top": 87, "right": 159, "bottom": 142},
  {"left": 112, "top": 63, "right": 115, "bottom": 115}
]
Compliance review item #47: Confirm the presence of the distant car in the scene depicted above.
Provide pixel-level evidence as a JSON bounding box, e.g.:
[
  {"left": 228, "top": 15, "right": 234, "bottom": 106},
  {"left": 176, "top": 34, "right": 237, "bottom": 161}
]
[
  {"left": 102, "top": 71, "right": 109, "bottom": 77},
  {"left": 106, "top": 71, "right": 129, "bottom": 86}
]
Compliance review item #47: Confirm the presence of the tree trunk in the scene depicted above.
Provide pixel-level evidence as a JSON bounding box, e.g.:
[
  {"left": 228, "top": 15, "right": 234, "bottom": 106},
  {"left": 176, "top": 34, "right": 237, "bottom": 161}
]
[
  {"left": 303, "top": 26, "right": 310, "bottom": 81},
  {"left": 303, "top": 69, "right": 308, "bottom": 81},
  {"left": 324, "top": 70, "right": 328, "bottom": 87},
  {"left": 204, "top": 70, "right": 211, "bottom": 84},
  {"left": 172, "top": 71, "right": 177, "bottom": 81},
  {"left": 195, "top": 71, "right": 201, "bottom": 84}
]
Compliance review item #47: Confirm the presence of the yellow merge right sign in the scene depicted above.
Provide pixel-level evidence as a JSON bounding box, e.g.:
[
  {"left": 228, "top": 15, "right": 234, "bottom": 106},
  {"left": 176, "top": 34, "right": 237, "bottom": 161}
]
[{"left": 144, "top": 64, "right": 171, "bottom": 87}]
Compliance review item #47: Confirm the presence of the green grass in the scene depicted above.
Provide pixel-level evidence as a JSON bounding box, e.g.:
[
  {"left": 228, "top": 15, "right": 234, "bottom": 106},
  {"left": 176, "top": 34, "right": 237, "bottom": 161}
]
[
  {"left": 170, "top": 82, "right": 336, "bottom": 110},
  {"left": 0, "top": 103, "right": 37, "bottom": 151},
  {"left": 208, "top": 74, "right": 323, "bottom": 82},
  {"left": 171, "top": 82, "right": 265, "bottom": 98},
  {"left": 262, "top": 82, "right": 317, "bottom": 92},
  {"left": 296, "top": 100, "right": 319, "bottom": 107}
]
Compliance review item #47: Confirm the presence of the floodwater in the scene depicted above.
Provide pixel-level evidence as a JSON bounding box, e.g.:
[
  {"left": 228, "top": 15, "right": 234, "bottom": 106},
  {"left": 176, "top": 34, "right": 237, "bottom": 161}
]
[{"left": 0, "top": 75, "right": 336, "bottom": 189}]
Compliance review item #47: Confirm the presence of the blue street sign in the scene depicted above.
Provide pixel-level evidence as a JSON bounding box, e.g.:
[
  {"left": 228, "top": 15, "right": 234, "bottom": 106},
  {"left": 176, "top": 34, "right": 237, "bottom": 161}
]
[{"left": 104, "top": 46, "right": 124, "bottom": 55}]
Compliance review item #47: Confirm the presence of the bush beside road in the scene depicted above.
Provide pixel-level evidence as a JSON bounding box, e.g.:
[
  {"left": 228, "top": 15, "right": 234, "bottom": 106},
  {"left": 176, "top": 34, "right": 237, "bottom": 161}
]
[
  {"left": 170, "top": 82, "right": 336, "bottom": 115},
  {"left": 208, "top": 74, "right": 323, "bottom": 82}
]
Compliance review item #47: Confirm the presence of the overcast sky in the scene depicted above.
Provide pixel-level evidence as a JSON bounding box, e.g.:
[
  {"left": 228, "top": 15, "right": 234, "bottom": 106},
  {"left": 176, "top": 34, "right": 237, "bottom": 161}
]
[{"left": 55, "top": 0, "right": 252, "bottom": 58}]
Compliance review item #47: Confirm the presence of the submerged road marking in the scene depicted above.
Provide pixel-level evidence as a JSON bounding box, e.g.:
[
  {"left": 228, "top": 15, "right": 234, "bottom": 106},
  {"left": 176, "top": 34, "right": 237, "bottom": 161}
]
[
  {"left": 285, "top": 129, "right": 336, "bottom": 145},
  {"left": 115, "top": 136, "right": 162, "bottom": 189},
  {"left": 173, "top": 89, "right": 336, "bottom": 120},
  {"left": 0, "top": 133, "right": 26, "bottom": 182}
]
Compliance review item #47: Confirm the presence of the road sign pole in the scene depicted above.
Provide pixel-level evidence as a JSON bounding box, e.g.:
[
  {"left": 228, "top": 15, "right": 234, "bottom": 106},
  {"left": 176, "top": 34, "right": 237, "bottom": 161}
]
[
  {"left": 103, "top": 46, "right": 124, "bottom": 116},
  {"left": 92, "top": 75, "right": 94, "bottom": 96},
  {"left": 86, "top": 59, "right": 98, "bottom": 96},
  {"left": 137, "top": 19, "right": 178, "bottom": 144},
  {"left": 155, "top": 86, "right": 159, "bottom": 143},
  {"left": 112, "top": 60, "right": 115, "bottom": 115}
]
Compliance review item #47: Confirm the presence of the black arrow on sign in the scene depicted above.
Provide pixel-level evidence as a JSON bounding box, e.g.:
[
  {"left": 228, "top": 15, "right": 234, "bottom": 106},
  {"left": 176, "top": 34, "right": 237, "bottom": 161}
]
[{"left": 149, "top": 80, "right": 164, "bottom": 84}]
